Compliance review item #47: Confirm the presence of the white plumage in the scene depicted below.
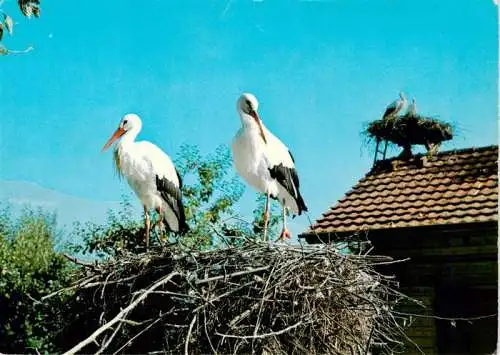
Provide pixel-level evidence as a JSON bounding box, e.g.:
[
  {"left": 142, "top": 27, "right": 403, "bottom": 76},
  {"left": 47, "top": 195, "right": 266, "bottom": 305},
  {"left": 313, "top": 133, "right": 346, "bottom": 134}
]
[
  {"left": 382, "top": 91, "right": 407, "bottom": 120},
  {"left": 102, "top": 113, "right": 188, "bottom": 247},
  {"left": 231, "top": 93, "right": 307, "bottom": 241},
  {"left": 407, "top": 97, "right": 417, "bottom": 117}
]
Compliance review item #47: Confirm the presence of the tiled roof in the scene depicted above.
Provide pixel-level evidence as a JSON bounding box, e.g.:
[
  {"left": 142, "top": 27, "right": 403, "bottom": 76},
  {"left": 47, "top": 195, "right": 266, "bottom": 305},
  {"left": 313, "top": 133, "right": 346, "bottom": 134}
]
[{"left": 301, "top": 145, "right": 498, "bottom": 237}]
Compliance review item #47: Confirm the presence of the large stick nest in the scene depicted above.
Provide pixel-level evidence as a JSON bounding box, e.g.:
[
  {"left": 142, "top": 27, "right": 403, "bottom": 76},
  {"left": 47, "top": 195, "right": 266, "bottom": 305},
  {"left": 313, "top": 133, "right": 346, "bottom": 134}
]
[
  {"left": 365, "top": 114, "right": 453, "bottom": 147},
  {"left": 55, "top": 242, "right": 416, "bottom": 354}
]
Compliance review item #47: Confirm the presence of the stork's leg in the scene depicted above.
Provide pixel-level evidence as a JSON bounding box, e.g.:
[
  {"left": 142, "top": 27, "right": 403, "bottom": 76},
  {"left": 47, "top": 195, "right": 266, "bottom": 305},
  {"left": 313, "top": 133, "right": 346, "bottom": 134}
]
[
  {"left": 155, "top": 207, "right": 165, "bottom": 247},
  {"left": 262, "top": 192, "right": 271, "bottom": 242},
  {"left": 424, "top": 140, "right": 431, "bottom": 152},
  {"left": 279, "top": 204, "right": 291, "bottom": 241},
  {"left": 143, "top": 205, "right": 151, "bottom": 248}
]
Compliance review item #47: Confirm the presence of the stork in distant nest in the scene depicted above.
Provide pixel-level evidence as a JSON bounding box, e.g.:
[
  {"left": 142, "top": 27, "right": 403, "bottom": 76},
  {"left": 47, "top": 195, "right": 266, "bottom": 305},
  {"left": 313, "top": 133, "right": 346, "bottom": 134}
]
[
  {"left": 382, "top": 91, "right": 407, "bottom": 120},
  {"left": 101, "top": 113, "right": 189, "bottom": 248},
  {"left": 231, "top": 93, "right": 308, "bottom": 242},
  {"left": 407, "top": 97, "right": 417, "bottom": 117}
]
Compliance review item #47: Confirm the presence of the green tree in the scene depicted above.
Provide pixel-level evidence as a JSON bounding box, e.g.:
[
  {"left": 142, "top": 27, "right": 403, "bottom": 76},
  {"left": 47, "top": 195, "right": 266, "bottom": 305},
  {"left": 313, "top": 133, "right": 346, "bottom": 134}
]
[
  {"left": 69, "top": 195, "right": 144, "bottom": 258},
  {"left": 0, "top": 205, "right": 73, "bottom": 354},
  {"left": 174, "top": 144, "right": 245, "bottom": 248}
]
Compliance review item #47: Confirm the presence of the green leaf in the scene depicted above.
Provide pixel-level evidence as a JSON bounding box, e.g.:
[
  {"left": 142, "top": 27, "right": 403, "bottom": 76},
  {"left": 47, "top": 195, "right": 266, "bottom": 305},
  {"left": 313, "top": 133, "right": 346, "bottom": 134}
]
[
  {"left": 33, "top": 6, "right": 40, "bottom": 18},
  {"left": 21, "top": 3, "right": 33, "bottom": 18},
  {"left": 4, "top": 15, "right": 13, "bottom": 35}
]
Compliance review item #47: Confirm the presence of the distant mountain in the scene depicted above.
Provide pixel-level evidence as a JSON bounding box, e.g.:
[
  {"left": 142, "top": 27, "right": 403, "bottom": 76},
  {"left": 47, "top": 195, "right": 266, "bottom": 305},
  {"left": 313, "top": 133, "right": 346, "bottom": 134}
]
[{"left": 0, "top": 180, "right": 128, "bottom": 230}]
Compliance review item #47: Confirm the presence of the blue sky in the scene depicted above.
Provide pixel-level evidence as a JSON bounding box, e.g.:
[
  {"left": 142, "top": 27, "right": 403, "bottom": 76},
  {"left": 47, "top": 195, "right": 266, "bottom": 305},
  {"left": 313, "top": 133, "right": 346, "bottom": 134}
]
[{"left": 0, "top": 0, "right": 497, "bottom": 237}]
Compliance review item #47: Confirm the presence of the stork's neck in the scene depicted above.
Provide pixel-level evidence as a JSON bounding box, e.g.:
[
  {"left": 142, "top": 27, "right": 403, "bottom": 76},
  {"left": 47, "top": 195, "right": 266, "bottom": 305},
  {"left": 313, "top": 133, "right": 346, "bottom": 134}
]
[
  {"left": 238, "top": 110, "right": 260, "bottom": 131},
  {"left": 118, "top": 127, "right": 140, "bottom": 149}
]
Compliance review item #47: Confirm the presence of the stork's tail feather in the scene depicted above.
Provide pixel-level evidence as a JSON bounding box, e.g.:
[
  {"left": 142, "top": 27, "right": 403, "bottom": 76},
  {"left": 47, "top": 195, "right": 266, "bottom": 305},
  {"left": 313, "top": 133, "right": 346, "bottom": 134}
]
[
  {"left": 177, "top": 204, "right": 190, "bottom": 235},
  {"left": 296, "top": 193, "right": 308, "bottom": 215},
  {"left": 178, "top": 220, "right": 190, "bottom": 235}
]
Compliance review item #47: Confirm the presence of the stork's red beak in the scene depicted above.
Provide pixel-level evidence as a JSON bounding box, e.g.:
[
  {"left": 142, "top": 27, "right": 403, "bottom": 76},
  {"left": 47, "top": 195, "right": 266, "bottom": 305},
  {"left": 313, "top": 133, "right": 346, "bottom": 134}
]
[
  {"left": 250, "top": 110, "right": 267, "bottom": 144},
  {"left": 101, "top": 127, "right": 126, "bottom": 152}
]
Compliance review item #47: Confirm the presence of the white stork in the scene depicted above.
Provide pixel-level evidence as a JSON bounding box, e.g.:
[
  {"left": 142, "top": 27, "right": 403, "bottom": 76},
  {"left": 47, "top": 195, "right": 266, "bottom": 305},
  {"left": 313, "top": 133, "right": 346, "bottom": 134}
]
[
  {"left": 101, "top": 113, "right": 189, "bottom": 247},
  {"left": 231, "top": 93, "right": 308, "bottom": 241},
  {"left": 407, "top": 97, "right": 417, "bottom": 117},
  {"left": 381, "top": 91, "right": 407, "bottom": 120}
]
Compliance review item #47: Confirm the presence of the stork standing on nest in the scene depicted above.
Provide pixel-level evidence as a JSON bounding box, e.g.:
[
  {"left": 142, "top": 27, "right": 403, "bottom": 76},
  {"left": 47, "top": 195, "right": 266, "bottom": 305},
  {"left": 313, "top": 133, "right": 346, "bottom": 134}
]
[
  {"left": 101, "top": 113, "right": 189, "bottom": 247},
  {"left": 407, "top": 97, "right": 417, "bottom": 117},
  {"left": 382, "top": 91, "right": 407, "bottom": 120},
  {"left": 231, "top": 93, "right": 308, "bottom": 242}
]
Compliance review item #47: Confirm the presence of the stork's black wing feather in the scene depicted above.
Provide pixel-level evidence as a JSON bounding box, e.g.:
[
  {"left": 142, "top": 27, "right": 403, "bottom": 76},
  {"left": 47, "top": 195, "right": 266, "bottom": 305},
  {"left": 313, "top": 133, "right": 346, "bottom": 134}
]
[
  {"left": 176, "top": 168, "right": 183, "bottom": 189},
  {"left": 155, "top": 171, "right": 189, "bottom": 234},
  {"left": 269, "top": 163, "right": 308, "bottom": 215},
  {"left": 382, "top": 106, "right": 396, "bottom": 119}
]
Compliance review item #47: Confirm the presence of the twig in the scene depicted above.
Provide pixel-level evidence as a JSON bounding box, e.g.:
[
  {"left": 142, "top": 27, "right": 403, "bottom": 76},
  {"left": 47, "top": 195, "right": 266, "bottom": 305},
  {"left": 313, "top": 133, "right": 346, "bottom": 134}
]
[
  {"left": 43, "top": 274, "right": 142, "bottom": 301},
  {"left": 229, "top": 302, "right": 261, "bottom": 328},
  {"left": 364, "top": 326, "right": 374, "bottom": 355},
  {"left": 79, "top": 274, "right": 142, "bottom": 290},
  {"left": 296, "top": 277, "right": 328, "bottom": 290},
  {"left": 392, "top": 311, "right": 497, "bottom": 321},
  {"left": 217, "top": 321, "right": 304, "bottom": 339},
  {"left": 367, "top": 257, "right": 410, "bottom": 266},
  {"left": 133, "top": 290, "right": 201, "bottom": 300},
  {"left": 63, "top": 253, "right": 99, "bottom": 270},
  {"left": 112, "top": 314, "right": 169, "bottom": 355},
  {"left": 252, "top": 263, "right": 276, "bottom": 342},
  {"left": 194, "top": 281, "right": 254, "bottom": 312},
  {"left": 118, "top": 318, "right": 150, "bottom": 326},
  {"left": 62, "top": 272, "right": 180, "bottom": 355},
  {"left": 26, "top": 293, "right": 42, "bottom": 305},
  {"left": 1, "top": 45, "right": 34, "bottom": 55},
  {"left": 96, "top": 320, "right": 124, "bottom": 355},
  {"left": 100, "top": 271, "right": 116, "bottom": 300},
  {"left": 203, "top": 307, "right": 217, "bottom": 354},
  {"left": 41, "top": 284, "right": 81, "bottom": 301},
  {"left": 195, "top": 266, "right": 269, "bottom": 285},
  {"left": 185, "top": 314, "right": 197, "bottom": 355}
]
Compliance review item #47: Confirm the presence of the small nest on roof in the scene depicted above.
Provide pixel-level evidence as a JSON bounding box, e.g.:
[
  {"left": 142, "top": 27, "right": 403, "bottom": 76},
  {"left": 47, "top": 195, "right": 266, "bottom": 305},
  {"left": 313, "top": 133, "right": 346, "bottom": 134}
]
[
  {"left": 365, "top": 114, "right": 453, "bottom": 148},
  {"left": 53, "top": 240, "right": 418, "bottom": 354}
]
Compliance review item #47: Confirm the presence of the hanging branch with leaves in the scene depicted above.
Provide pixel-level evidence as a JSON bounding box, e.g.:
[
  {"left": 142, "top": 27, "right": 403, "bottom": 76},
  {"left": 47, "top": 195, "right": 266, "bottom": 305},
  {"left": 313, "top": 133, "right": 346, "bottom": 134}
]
[{"left": 0, "top": 0, "right": 41, "bottom": 55}]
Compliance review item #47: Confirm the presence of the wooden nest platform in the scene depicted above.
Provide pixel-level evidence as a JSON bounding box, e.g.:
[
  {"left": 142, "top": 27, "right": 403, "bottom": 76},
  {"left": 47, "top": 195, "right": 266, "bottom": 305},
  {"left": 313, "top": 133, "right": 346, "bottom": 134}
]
[
  {"left": 54, "top": 242, "right": 417, "bottom": 354},
  {"left": 366, "top": 114, "right": 453, "bottom": 148}
]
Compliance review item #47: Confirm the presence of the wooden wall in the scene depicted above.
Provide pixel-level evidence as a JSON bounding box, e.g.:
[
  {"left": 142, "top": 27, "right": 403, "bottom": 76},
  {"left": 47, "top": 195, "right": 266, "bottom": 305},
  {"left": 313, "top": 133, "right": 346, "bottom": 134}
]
[{"left": 366, "top": 222, "right": 497, "bottom": 354}]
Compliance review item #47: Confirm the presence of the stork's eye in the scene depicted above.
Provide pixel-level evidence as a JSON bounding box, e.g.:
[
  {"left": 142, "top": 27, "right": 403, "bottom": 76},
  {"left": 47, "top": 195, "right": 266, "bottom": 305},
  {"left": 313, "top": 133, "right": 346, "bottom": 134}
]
[{"left": 123, "top": 120, "right": 128, "bottom": 125}]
